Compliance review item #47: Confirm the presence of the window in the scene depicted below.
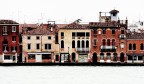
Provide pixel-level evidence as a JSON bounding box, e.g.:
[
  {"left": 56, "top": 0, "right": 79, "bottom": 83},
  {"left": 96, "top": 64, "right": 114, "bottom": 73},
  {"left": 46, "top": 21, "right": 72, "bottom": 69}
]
[
  {"left": 4, "top": 55, "right": 11, "bottom": 60},
  {"left": 72, "top": 32, "right": 75, "bottom": 36},
  {"left": 140, "top": 44, "right": 144, "bottom": 50},
  {"left": 100, "top": 53, "right": 104, "bottom": 60},
  {"left": 82, "top": 40, "right": 85, "bottom": 48},
  {"left": 77, "top": 40, "right": 80, "bottom": 48},
  {"left": 121, "top": 30, "right": 124, "bottom": 34},
  {"left": 102, "top": 39, "right": 106, "bottom": 46},
  {"left": 3, "top": 26, "right": 7, "bottom": 35},
  {"left": 36, "top": 36, "right": 40, "bottom": 40},
  {"left": 86, "top": 40, "right": 89, "bottom": 48},
  {"left": 112, "top": 39, "right": 115, "bottom": 46},
  {"left": 61, "top": 32, "right": 64, "bottom": 36},
  {"left": 112, "top": 29, "right": 115, "bottom": 34},
  {"left": 36, "top": 44, "right": 40, "bottom": 50},
  {"left": 133, "top": 44, "right": 136, "bottom": 50},
  {"left": 107, "top": 53, "right": 111, "bottom": 60},
  {"left": 27, "top": 36, "right": 31, "bottom": 40},
  {"left": 72, "top": 40, "right": 75, "bottom": 48},
  {"left": 28, "top": 54, "right": 35, "bottom": 59},
  {"left": 48, "top": 36, "right": 51, "bottom": 40},
  {"left": 103, "top": 29, "right": 106, "bottom": 34},
  {"left": 77, "top": 32, "right": 85, "bottom": 37},
  {"left": 11, "top": 46, "right": 17, "bottom": 52},
  {"left": 129, "top": 44, "right": 132, "bottom": 50},
  {"left": 45, "top": 44, "right": 51, "bottom": 50},
  {"left": 61, "top": 40, "right": 64, "bottom": 48},
  {"left": 94, "top": 30, "right": 97, "bottom": 34},
  {"left": 86, "top": 32, "right": 90, "bottom": 37},
  {"left": 3, "top": 46, "right": 8, "bottom": 52},
  {"left": 27, "top": 44, "right": 31, "bottom": 50},
  {"left": 128, "top": 55, "right": 132, "bottom": 60},
  {"left": 12, "top": 36, "right": 16, "bottom": 41},
  {"left": 107, "top": 39, "right": 110, "bottom": 46},
  {"left": 12, "top": 26, "right": 16, "bottom": 32},
  {"left": 42, "top": 54, "right": 51, "bottom": 59},
  {"left": 61, "top": 32, "right": 64, "bottom": 39},
  {"left": 138, "top": 56, "right": 143, "bottom": 60},
  {"left": 94, "top": 39, "right": 96, "bottom": 46}
]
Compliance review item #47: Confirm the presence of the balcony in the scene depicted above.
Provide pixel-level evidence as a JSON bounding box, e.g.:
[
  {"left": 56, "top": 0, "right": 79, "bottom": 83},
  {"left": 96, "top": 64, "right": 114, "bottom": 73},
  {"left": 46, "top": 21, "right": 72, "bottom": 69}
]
[
  {"left": 119, "top": 34, "right": 126, "bottom": 39},
  {"left": 76, "top": 48, "right": 90, "bottom": 53},
  {"left": 101, "top": 46, "right": 117, "bottom": 52}
]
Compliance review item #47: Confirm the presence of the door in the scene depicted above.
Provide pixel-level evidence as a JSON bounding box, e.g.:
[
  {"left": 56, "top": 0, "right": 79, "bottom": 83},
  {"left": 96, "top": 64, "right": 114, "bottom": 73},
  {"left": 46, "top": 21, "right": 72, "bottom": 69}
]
[
  {"left": 36, "top": 54, "right": 42, "bottom": 62},
  {"left": 93, "top": 53, "right": 97, "bottom": 63}
]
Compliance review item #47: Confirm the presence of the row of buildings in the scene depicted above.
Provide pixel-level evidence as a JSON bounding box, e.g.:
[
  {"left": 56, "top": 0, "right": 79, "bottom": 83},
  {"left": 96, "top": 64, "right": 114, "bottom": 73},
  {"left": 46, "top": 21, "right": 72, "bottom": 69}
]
[{"left": 0, "top": 9, "right": 144, "bottom": 63}]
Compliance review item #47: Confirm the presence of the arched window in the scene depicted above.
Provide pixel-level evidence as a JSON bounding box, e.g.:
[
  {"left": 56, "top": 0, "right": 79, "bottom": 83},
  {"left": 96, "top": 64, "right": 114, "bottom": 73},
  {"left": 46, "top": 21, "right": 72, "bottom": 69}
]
[
  {"left": 102, "top": 39, "right": 106, "bottom": 46},
  {"left": 129, "top": 44, "right": 132, "bottom": 50},
  {"left": 72, "top": 53, "right": 76, "bottom": 62},
  {"left": 77, "top": 40, "right": 80, "bottom": 48},
  {"left": 133, "top": 44, "right": 136, "bottom": 50},
  {"left": 103, "top": 29, "right": 106, "bottom": 34},
  {"left": 112, "top": 29, "right": 115, "bottom": 34},
  {"left": 112, "top": 39, "right": 115, "bottom": 46},
  {"left": 72, "top": 40, "right": 75, "bottom": 48},
  {"left": 100, "top": 53, "right": 104, "bottom": 60},
  {"left": 107, "top": 39, "right": 110, "bottom": 46},
  {"left": 106, "top": 53, "right": 111, "bottom": 60},
  {"left": 94, "top": 30, "right": 97, "bottom": 34},
  {"left": 140, "top": 43, "right": 143, "bottom": 50},
  {"left": 121, "top": 29, "right": 124, "bottom": 34},
  {"left": 113, "top": 53, "right": 117, "bottom": 61},
  {"left": 82, "top": 40, "right": 85, "bottom": 48},
  {"left": 61, "top": 40, "right": 64, "bottom": 48},
  {"left": 86, "top": 40, "right": 89, "bottom": 48},
  {"left": 94, "top": 39, "right": 96, "bottom": 46}
]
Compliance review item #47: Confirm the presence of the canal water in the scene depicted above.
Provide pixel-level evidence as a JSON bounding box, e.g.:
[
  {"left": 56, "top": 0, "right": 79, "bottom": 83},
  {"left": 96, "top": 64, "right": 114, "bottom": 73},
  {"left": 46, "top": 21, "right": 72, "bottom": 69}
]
[{"left": 0, "top": 66, "right": 143, "bottom": 84}]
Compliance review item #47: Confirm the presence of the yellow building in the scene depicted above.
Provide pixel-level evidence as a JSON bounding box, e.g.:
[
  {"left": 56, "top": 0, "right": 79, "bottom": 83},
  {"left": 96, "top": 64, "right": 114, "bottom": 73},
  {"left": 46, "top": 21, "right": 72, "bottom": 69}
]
[{"left": 57, "top": 21, "right": 91, "bottom": 63}]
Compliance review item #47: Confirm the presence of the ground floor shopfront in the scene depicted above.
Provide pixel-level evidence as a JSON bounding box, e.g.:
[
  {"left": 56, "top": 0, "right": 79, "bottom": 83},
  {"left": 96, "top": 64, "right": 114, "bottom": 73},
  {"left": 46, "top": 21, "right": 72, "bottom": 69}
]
[
  {"left": 127, "top": 54, "right": 144, "bottom": 63},
  {"left": 0, "top": 53, "right": 18, "bottom": 63},
  {"left": 91, "top": 52, "right": 127, "bottom": 63},
  {"left": 54, "top": 52, "right": 91, "bottom": 63},
  {"left": 23, "top": 52, "right": 53, "bottom": 63}
]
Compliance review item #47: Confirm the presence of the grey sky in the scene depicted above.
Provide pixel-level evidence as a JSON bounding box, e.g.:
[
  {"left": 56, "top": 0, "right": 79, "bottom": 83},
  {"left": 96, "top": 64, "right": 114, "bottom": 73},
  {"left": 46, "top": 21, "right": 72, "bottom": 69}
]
[{"left": 0, "top": 0, "right": 143, "bottom": 24}]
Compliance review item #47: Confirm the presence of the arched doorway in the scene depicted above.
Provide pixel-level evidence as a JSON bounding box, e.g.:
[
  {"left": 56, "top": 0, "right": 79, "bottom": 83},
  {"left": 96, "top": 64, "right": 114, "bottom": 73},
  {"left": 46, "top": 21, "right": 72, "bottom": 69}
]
[
  {"left": 113, "top": 53, "right": 117, "bottom": 62},
  {"left": 93, "top": 53, "right": 97, "bottom": 63},
  {"left": 106, "top": 53, "right": 111, "bottom": 60},
  {"left": 72, "top": 53, "right": 76, "bottom": 62},
  {"left": 120, "top": 53, "right": 125, "bottom": 62}
]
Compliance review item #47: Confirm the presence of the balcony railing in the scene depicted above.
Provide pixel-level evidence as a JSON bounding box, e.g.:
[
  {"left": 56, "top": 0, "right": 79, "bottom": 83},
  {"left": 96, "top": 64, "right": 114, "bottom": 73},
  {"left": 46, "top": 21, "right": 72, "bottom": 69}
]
[
  {"left": 101, "top": 46, "right": 117, "bottom": 52},
  {"left": 76, "top": 48, "right": 90, "bottom": 52},
  {"left": 119, "top": 34, "right": 126, "bottom": 39}
]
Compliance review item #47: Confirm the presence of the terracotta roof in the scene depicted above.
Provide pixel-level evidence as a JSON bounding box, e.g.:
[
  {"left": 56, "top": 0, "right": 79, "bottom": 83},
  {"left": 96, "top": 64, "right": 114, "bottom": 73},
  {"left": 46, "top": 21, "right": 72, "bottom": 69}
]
[
  {"left": 89, "top": 22, "right": 118, "bottom": 27},
  {"left": 0, "top": 20, "right": 18, "bottom": 24},
  {"left": 22, "top": 24, "right": 58, "bottom": 35},
  {"left": 19, "top": 24, "right": 39, "bottom": 32},
  {"left": 127, "top": 32, "right": 144, "bottom": 39},
  {"left": 61, "top": 22, "right": 89, "bottom": 29}
]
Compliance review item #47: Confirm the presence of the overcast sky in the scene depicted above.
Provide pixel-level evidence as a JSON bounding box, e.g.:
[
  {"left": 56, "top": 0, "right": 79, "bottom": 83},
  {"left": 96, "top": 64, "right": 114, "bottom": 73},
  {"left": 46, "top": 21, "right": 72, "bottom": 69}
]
[{"left": 0, "top": 0, "right": 143, "bottom": 24}]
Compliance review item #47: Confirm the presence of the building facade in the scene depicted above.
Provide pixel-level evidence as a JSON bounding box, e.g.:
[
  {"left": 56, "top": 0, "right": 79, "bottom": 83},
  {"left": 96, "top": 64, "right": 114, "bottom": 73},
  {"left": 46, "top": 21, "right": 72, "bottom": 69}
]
[
  {"left": 126, "top": 31, "right": 144, "bottom": 63},
  {"left": 89, "top": 9, "right": 128, "bottom": 63},
  {"left": 0, "top": 20, "right": 20, "bottom": 63},
  {"left": 22, "top": 22, "right": 59, "bottom": 63},
  {"left": 57, "top": 21, "right": 91, "bottom": 63}
]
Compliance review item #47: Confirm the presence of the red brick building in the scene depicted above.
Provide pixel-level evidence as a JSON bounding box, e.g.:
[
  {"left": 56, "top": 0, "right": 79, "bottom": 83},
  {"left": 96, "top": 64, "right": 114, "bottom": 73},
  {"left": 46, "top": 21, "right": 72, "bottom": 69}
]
[
  {"left": 126, "top": 31, "right": 144, "bottom": 63},
  {"left": 0, "top": 20, "right": 20, "bottom": 63},
  {"left": 89, "top": 9, "right": 128, "bottom": 63}
]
